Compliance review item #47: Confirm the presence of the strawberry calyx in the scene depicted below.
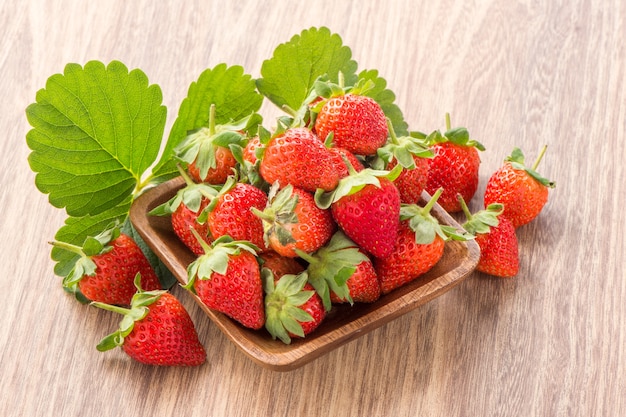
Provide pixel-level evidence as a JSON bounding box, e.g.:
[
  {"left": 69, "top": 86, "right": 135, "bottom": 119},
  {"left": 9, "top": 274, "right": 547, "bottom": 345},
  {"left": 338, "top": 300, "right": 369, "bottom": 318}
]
[
  {"left": 377, "top": 118, "right": 433, "bottom": 169},
  {"left": 148, "top": 164, "right": 220, "bottom": 219},
  {"left": 458, "top": 194, "right": 502, "bottom": 236},
  {"left": 505, "top": 146, "right": 556, "bottom": 188},
  {"left": 399, "top": 188, "right": 471, "bottom": 243},
  {"left": 263, "top": 270, "right": 315, "bottom": 345},
  {"left": 314, "top": 156, "right": 402, "bottom": 210},
  {"left": 184, "top": 234, "right": 260, "bottom": 292},
  {"left": 426, "top": 113, "right": 485, "bottom": 151},
  {"left": 295, "top": 231, "right": 369, "bottom": 311},
  {"left": 49, "top": 224, "right": 121, "bottom": 293},
  {"left": 251, "top": 182, "right": 299, "bottom": 248},
  {"left": 173, "top": 104, "right": 252, "bottom": 181},
  {"left": 91, "top": 274, "right": 167, "bottom": 352}
]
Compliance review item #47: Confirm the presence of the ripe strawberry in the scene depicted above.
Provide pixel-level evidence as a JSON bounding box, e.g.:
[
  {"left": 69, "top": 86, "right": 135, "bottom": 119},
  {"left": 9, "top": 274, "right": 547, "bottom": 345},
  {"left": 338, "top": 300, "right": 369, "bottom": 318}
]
[
  {"left": 92, "top": 277, "right": 206, "bottom": 366},
  {"left": 315, "top": 162, "right": 402, "bottom": 258},
  {"left": 259, "top": 127, "right": 341, "bottom": 192},
  {"left": 149, "top": 166, "right": 218, "bottom": 256},
  {"left": 50, "top": 225, "right": 162, "bottom": 305},
  {"left": 314, "top": 93, "right": 388, "bottom": 156},
  {"left": 483, "top": 146, "right": 555, "bottom": 228},
  {"left": 258, "top": 250, "right": 305, "bottom": 278},
  {"left": 185, "top": 236, "right": 264, "bottom": 330},
  {"left": 296, "top": 231, "right": 379, "bottom": 310},
  {"left": 375, "top": 188, "right": 467, "bottom": 294},
  {"left": 253, "top": 183, "right": 335, "bottom": 258},
  {"left": 424, "top": 113, "right": 485, "bottom": 213},
  {"left": 329, "top": 146, "right": 365, "bottom": 178},
  {"left": 263, "top": 270, "right": 325, "bottom": 344},
  {"left": 458, "top": 196, "right": 519, "bottom": 277},
  {"left": 174, "top": 104, "right": 248, "bottom": 184},
  {"left": 205, "top": 176, "right": 268, "bottom": 252},
  {"left": 377, "top": 120, "right": 433, "bottom": 204}
]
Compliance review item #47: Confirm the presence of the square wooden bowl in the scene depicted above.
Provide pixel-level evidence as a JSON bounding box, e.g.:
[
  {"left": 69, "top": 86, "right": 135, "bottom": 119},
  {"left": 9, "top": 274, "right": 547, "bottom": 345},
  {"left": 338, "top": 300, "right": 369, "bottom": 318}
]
[{"left": 130, "top": 176, "right": 480, "bottom": 371}]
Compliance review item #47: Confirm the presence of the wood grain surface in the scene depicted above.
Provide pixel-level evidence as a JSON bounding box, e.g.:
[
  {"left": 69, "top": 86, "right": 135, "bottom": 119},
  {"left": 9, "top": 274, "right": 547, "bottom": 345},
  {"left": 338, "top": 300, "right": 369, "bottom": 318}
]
[{"left": 1, "top": 0, "right": 624, "bottom": 416}]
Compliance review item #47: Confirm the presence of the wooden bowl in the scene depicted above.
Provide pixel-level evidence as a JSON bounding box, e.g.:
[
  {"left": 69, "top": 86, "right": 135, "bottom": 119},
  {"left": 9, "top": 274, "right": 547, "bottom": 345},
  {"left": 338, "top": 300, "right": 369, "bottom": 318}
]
[{"left": 129, "top": 177, "right": 480, "bottom": 371}]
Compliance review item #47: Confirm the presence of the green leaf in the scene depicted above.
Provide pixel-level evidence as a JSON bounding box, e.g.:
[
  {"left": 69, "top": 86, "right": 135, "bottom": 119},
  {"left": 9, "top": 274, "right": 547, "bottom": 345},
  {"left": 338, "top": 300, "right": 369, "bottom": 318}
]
[
  {"left": 357, "top": 69, "right": 408, "bottom": 136},
  {"left": 256, "top": 26, "right": 358, "bottom": 112},
  {"left": 25, "top": 60, "right": 166, "bottom": 217},
  {"left": 150, "top": 64, "right": 263, "bottom": 183}
]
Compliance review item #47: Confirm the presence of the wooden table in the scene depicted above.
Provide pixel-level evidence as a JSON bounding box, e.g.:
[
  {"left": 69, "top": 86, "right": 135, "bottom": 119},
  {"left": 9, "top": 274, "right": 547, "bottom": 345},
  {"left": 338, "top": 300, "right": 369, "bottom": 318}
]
[{"left": 2, "top": 1, "right": 624, "bottom": 416}]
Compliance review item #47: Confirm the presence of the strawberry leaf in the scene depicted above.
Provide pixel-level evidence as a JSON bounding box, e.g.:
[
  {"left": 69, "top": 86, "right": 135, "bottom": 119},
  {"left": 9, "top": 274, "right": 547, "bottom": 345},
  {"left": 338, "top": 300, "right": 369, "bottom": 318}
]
[
  {"left": 357, "top": 69, "right": 408, "bottom": 136},
  {"left": 26, "top": 60, "right": 167, "bottom": 218},
  {"left": 256, "top": 26, "right": 358, "bottom": 113},
  {"left": 150, "top": 64, "right": 263, "bottom": 183}
]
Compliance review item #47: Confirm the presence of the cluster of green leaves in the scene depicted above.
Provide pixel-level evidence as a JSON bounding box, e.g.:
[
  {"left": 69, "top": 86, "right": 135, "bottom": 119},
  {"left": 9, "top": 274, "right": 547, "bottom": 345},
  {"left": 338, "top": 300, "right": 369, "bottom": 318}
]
[{"left": 25, "top": 26, "right": 409, "bottom": 281}]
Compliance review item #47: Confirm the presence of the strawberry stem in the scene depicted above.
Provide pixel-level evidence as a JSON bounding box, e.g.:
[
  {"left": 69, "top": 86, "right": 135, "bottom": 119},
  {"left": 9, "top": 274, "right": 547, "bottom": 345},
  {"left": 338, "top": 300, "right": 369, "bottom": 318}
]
[
  {"left": 90, "top": 301, "right": 132, "bottom": 316},
  {"left": 387, "top": 118, "right": 400, "bottom": 145},
  {"left": 445, "top": 113, "right": 451, "bottom": 131},
  {"left": 208, "top": 104, "right": 216, "bottom": 136},
  {"left": 422, "top": 188, "right": 444, "bottom": 214},
  {"left": 189, "top": 226, "right": 213, "bottom": 254},
  {"left": 457, "top": 194, "right": 473, "bottom": 221},
  {"left": 532, "top": 145, "right": 548, "bottom": 171},
  {"left": 48, "top": 240, "right": 84, "bottom": 257},
  {"left": 177, "top": 163, "right": 196, "bottom": 186}
]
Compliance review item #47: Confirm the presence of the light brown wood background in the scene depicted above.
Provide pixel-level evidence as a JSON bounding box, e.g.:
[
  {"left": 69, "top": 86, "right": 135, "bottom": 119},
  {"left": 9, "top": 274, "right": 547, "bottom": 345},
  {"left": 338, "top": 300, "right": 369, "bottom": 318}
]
[{"left": 1, "top": 0, "right": 624, "bottom": 416}]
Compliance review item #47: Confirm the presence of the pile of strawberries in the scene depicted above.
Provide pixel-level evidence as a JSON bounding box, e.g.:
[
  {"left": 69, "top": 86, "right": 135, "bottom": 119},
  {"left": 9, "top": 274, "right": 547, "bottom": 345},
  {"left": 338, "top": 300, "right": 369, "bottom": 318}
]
[
  {"left": 53, "top": 79, "right": 554, "bottom": 366},
  {"left": 149, "top": 79, "right": 555, "bottom": 346}
]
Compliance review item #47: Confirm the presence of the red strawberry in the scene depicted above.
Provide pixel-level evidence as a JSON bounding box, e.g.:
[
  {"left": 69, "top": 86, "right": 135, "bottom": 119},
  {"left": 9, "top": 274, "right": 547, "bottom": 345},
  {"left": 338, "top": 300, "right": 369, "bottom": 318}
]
[
  {"left": 258, "top": 250, "right": 305, "bottom": 279},
  {"left": 314, "top": 93, "right": 388, "bottom": 156},
  {"left": 253, "top": 183, "right": 335, "bottom": 258},
  {"left": 149, "top": 166, "right": 218, "bottom": 256},
  {"left": 375, "top": 188, "right": 467, "bottom": 294},
  {"left": 458, "top": 196, "right": 519, "bottom": 277},
  {"left": 92, "top": 277, "right": 206, "bottom": 366},
  {"left": 377, "top": 120, "right": 433, "bottom": 204},
  {"left": 50, "top": 225, "right": 162, "bottom": 305},
  {"left": 483, "top": 146, "right": 555, "bottom": 228},
  {"left": 259, "top": 127, "right": 341, "bottom": 192},
  {"left": 296, "top": 231, "right": 379, "bottom": 310},
  {"left": 315, "top": 162, "right": 402, "bottom": 258},
  {"left": 174, "top": 104, "right": 248, "bottom": 185},
  {"left": 424, "top": 113, "right": 485, "bottom": 213},
  {"left": 329, "top": 146, "right": 365, "bottom": 178},
  {"left": 263, "top": 270, "right": 325, "bottom": 344},
  {"left": 205, "top": 177, "right": 268, "bottom": 252},
  {"left": 185, "top": 236, "right": 264, "bottom": 330}
]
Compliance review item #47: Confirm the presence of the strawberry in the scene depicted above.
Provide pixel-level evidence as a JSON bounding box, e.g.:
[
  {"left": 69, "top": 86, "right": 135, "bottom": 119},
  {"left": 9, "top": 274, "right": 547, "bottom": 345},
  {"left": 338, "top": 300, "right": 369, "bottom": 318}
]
[
  {"left": 314, "top": 93, "right": 388, "bottom": 156},
  {"left": 50, "top": 225, "right": 162, "bottom": 305},
  {"left": 149, "top": 165, "right": 218, "bottom": 256},
  {"left": 185, "top": 235, "right": 264, "bottom": 330},
  {"left": 258, "top": 127, "right": 341, "bottom": 192},
  {"left": 296, "top": 231, "right": 379, "bottom": 311},
  {"left": 483, "top": 146, "right": 555, "bottom": 228},
  {"left": 174, "top": 104, "right": 249, "bottom": 184},
  {"left": 424, "top": 113, "right": 485, "bottom": 213},
  {"left": 258, "top": 250, "right": 305, "bottom": 279},
  {"left": 253, "top": 183, "right": 335, "bottom": 258},
  {"left": 329, "top": 146, "right": 365, "bottom": 178},
  {"left": 263, "top": 270, "right": 325, "bottom": 344},
  {"left": 377, "top": 119, "right": 433, "bottom": 204},
  {"left": 375, "top": 188, "right": 468, "bottom": 294},
  {"left": 205, "top": 176, "right": 269, "bottom": 252},
  {"left": 92, "top": 276, "right": 206, "bottom": 366},
  {"left": 315, "top": 161, "right": 402, "bottom": 258},
  {"left": 458, "top": 196, "right": 519, "bottom": 277}
]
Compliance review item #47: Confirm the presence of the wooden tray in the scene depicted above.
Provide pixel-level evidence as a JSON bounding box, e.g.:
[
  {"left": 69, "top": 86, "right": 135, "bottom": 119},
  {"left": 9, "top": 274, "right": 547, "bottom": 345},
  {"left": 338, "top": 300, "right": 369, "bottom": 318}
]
[{"left": 129, "top": 176, "right": 480, "bottom": 371}]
